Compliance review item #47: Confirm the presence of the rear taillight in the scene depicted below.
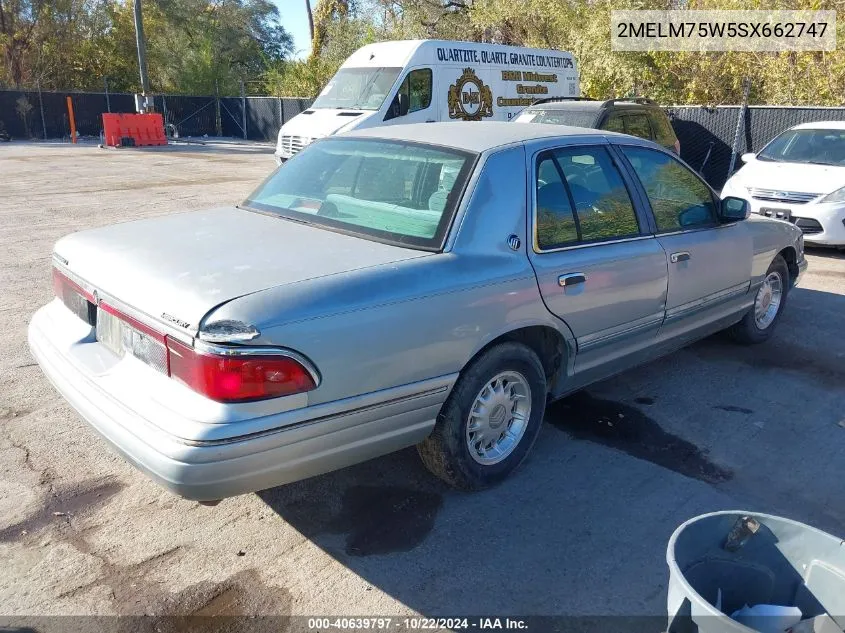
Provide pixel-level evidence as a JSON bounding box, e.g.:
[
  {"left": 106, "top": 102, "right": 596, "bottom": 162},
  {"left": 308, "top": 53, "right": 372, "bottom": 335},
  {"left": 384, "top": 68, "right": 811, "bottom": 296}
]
[
  {"left": 167, "top": 338, "right": 317, "bottom": 402},
  {"left": 53, "top": 268, "right": 96, "bottom": 325},
  {"left": 52, "top": 266, "right": 317, "bottom": 402}
]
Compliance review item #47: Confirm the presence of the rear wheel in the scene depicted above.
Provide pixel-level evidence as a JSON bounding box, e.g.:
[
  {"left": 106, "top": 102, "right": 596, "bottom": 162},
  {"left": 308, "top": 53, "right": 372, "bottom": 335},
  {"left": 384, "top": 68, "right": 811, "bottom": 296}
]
[
  {"left": 728, "top": 255, "right": 789, "bottom": 344},
  {"left": 417, "top": 342, "right": 547, "bottom": 490}
]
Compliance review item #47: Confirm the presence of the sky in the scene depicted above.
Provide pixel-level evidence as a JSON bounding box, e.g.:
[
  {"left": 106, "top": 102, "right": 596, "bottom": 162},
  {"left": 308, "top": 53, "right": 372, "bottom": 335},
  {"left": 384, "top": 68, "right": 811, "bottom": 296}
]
[{"left": 276, "top": 0, "right": 312, "bottom": 59}]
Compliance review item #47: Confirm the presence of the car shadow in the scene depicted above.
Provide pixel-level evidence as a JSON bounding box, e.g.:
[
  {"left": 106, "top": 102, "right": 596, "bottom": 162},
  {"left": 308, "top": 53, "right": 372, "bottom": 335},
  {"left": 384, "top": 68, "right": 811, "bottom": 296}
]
[
  {"left": 256, "top": 437, "right": 714, "bottom": 619},
  {"left": 255, "top": 287, "right": 844, "bottom": 619},
  {"left": 806, "top": 246, "right": 845, "bottom": 260}
]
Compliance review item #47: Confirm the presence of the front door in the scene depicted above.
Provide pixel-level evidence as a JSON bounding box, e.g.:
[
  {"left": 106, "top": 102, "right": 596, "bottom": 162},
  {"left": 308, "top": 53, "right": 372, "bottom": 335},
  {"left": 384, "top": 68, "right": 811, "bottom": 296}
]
[
  {"left": 618, "top": 145, "right": 752, "bottom": 342},
  {"left": 526, "top": 142, "right": 669, "bottom": 388}
]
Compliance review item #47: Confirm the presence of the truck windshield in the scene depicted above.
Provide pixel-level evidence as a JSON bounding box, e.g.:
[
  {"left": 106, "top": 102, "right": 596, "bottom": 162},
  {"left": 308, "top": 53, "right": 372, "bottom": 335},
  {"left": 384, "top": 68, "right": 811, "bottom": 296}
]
[
  {"left": 244, "top": 138, "right": 476, "bottom": 250},
  {"left": 311, "top": 67, "right": 402, "bottom": 111}
]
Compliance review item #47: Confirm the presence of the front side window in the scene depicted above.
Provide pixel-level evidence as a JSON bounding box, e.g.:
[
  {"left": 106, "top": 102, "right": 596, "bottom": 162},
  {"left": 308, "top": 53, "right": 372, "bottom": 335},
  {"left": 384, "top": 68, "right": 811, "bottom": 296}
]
[
  {"left": 622, "top": 146, "right": 717, "bottom": 231},
  {"left": 535, "top": 146, "right": 640, "bottom": 250},
  {"left": 246, "top": 138, "right": 474, "bottom": 249},
  {"left": 386, "top": 68, "right": 433, "bottom": 120},
  {"left": 311, "top": 67, "right": 402, "bottom": 111},
  {"left": 757, "top": 128, "right": 845, "bottom": 166}
]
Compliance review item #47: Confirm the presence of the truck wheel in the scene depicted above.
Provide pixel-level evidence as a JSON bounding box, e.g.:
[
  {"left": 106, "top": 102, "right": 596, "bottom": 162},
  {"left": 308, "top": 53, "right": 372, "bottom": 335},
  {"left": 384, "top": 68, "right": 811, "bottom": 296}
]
[
  {"left": 417, "top": 342, "right": 547, "bottom": 490},
  {"left": 728, "top": 254, "right": 790, "bottom": 345}
]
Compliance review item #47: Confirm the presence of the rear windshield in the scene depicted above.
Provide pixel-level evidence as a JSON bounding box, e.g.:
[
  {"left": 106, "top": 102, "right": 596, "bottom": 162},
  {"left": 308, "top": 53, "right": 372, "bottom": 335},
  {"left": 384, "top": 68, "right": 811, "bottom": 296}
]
[
  {"left": 514, "top": 109, "right": 598, "bottom": 128},
  {"left": 245, "top": 138, "right": 476, "bottom": 250}
]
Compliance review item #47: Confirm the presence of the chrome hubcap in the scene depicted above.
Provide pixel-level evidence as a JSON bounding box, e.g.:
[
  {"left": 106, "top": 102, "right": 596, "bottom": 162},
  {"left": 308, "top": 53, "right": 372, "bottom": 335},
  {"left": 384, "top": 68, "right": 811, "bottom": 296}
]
[
  {"left": 466, "top": 371, "right": 532, "bottom": 465},
  {"left": 754, "top": 271, "right": 783, "bottom": 329}
]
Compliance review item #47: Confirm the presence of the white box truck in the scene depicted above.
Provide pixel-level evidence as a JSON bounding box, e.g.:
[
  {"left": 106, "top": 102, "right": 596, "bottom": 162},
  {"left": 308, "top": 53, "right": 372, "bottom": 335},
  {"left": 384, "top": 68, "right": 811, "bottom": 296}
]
[{"left": 275, "top": 39, "right": 579, "bottom": 164}]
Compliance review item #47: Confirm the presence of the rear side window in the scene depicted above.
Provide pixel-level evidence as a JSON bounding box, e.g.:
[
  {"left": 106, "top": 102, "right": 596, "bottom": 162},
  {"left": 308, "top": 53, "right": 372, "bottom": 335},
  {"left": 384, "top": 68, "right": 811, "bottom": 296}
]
[
  {"left": 603, "top": 114, "right": 625, "bottom": 133},
  {"left": 648, "top": 112, "right": 678, "bottom": 147},
  {"left": 535, "top": 147, "right": 641, "bottom": 250},
  {"left": 623, "top": 114, "right": 653, "bottom": 140},
  {"left": 621, "top": 146, "right": 717, "bottom": 231}
]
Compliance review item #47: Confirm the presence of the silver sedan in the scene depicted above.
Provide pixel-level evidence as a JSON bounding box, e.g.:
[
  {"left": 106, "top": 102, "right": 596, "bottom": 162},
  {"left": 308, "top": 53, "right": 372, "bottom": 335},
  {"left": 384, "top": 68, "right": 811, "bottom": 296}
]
[{"left": 29, "top": 122, "right": 806, "bottom": 501}]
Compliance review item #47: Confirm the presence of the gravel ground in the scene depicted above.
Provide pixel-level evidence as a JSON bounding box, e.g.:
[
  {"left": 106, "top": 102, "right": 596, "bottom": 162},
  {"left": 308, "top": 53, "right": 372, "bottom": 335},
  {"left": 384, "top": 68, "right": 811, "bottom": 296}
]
[{"left": 1, "top": 141, "right": 844, "bottom": 628}]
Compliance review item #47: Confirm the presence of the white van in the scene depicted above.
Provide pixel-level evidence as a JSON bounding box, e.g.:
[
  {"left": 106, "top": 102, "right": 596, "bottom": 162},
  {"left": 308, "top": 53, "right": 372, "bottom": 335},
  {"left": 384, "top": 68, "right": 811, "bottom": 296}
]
[{"left": 275, "top": 39, "right": 579, "bottom": 164}]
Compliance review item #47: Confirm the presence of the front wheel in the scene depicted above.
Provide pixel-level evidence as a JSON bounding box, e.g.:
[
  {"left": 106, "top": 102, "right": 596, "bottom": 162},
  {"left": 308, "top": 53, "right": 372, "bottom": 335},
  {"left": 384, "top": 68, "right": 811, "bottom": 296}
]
[
  {"left": 728, "top": 254, "right": 789, "bottom": 344},
  {"left": 417, "top": 342, "right": 547, "bottom": 490}
]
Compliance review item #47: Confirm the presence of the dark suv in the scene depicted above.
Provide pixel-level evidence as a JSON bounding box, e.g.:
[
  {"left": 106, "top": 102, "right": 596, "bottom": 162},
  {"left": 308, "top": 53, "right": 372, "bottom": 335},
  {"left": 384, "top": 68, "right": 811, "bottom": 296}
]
[{"left": 513, "top": 97, "right": 680, "bottom": 154}]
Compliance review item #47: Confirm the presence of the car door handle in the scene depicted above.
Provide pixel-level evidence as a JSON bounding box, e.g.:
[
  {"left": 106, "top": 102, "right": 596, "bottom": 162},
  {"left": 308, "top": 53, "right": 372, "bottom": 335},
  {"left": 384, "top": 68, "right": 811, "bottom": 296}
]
[
  {"left": 426, "top": 119, "right": 436, "bottom": 123},
  {"left": 558, "top": 273, "right": 587, "bottom": 287},
  {"left": 670, "top": 251, "right": 691, "bottom": 263}
]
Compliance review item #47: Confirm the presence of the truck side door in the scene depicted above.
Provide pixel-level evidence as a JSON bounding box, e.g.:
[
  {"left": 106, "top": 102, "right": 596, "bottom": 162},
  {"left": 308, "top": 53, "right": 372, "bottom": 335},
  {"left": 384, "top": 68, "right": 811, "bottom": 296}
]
[{"left": 525, "top": 140, "right": 669, "bottom": 389}]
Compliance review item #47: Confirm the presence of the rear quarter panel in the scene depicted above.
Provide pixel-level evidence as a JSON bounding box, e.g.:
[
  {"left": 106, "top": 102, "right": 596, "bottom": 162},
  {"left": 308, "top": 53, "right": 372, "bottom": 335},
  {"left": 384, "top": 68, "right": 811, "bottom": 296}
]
[{"left": 209, "top": 145, "right": 573, "bottom": 406}]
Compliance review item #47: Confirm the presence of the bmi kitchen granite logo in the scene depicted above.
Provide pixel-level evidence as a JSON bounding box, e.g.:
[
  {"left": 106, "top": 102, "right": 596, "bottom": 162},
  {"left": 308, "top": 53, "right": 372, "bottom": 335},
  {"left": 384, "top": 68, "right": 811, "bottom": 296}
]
[{"left": 448, "top": 68, "right": 493, "bottom": 121}]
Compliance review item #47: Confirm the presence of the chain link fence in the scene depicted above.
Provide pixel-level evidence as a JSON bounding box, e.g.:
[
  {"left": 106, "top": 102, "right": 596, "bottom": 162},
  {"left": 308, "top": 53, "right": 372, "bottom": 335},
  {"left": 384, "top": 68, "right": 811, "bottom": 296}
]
[
  {"left": 4, "top": 87, "right": 845, "bottom": 192},
  {"left": 0, "top": 88, "right": 312, "bottom": 142},
  {"left": 669, "top": 105, "right": 845, "bottom": 189}
]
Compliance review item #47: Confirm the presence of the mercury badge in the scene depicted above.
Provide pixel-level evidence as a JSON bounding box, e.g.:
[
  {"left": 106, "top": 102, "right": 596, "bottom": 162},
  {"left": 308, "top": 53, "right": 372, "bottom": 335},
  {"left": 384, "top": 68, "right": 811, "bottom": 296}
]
[{"left": 448, "top": 68, "right": 494, "bottom": 121}]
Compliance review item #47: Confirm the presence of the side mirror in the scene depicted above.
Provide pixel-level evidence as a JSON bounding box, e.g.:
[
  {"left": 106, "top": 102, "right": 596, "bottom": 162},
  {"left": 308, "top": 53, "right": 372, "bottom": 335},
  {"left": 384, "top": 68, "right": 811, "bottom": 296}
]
[
  {"left": 397, "top": 92, "right": 410, "bottom": 117},
  {"left": 740, "top": 152, "right": 756, "bottom": 163},
  {"left": 719, "top": 196, "right": 750, "bottom": 222}
]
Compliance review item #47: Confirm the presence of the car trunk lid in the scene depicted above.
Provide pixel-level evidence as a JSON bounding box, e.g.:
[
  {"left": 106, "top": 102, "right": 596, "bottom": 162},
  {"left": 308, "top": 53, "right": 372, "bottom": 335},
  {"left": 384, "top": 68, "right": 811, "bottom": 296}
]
[{"left": 53, "top": 206, "right": 429, "bottom": 335}]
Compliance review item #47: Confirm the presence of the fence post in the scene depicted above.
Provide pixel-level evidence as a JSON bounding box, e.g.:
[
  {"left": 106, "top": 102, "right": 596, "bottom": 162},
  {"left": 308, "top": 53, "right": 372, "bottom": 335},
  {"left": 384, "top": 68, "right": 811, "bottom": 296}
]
[
  {"left": 37, "top": 81, "right": 47, "bottom": 140},
  {"left": 727, "top": 78, "right": 752, "bottom": 181},
  {"left": 240, "top": 80, "right": 247, "bottom": 140},
  {"left": 162, "top": 95, "right": 168, "bottom": 129},
  {"left": 215, "top": 79, "right": 222, "bottom": 137},
  {"left": 66, "top": 96, "right": 77, "bottom": 144},
  {"left": 104, "top": 77, "right": 111, "bottom": 113}
]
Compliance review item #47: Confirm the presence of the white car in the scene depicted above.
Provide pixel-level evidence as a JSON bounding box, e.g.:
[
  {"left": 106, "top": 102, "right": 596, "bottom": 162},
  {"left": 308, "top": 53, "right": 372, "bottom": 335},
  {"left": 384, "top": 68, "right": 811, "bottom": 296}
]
[{"left": 721, "top": 121, "right": 845, "bottom": 248}]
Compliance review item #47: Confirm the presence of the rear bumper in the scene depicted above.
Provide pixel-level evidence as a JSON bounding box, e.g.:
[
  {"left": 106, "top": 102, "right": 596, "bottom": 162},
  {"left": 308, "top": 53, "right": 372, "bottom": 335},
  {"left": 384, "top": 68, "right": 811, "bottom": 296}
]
[{"left": 29, "top": 303, "right": 451, "bottom": 500}]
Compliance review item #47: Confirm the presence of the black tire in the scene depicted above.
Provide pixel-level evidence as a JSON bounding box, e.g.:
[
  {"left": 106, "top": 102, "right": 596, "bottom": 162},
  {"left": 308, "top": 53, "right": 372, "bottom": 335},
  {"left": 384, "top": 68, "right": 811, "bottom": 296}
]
[
  {"left": 728, "top": 254, "right": 790, "bottom": 344},
  {"left": 417, "top": 342, "right": 547, "bottom": 490}
]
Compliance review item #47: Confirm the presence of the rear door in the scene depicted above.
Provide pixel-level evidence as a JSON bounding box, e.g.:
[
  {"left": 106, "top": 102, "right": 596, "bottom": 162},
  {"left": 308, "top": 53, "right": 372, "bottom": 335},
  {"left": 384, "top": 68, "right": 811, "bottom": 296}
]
[
  {"left": 526, "top": 140, "right": 669, "bottom": 386},
  {"left": 617, "top": 144, "right": 752, "bottom": 343}
]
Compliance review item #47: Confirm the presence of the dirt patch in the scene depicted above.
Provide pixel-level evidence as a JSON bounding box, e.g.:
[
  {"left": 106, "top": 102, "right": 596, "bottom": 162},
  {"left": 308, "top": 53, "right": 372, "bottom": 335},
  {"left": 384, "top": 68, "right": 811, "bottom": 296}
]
[
  {"left": 331, "top": 486, "right": 443, "bottom": 556},
  {"left": 0, "top": 406, "right": 29, "bottom": 419},
  {"left": 0, "top": 477, "right": 124, "bottom": 543},
  {"left": 546, "top": 392, "right": 733, "bottom": 485},
  {"left": 4, "top": 570, "right": 292, "bottom": 633}
]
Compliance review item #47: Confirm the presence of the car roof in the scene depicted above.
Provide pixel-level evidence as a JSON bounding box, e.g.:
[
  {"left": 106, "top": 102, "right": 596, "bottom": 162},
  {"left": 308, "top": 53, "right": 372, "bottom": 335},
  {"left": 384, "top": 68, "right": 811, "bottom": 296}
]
[
  {"left": 791, "top": 121, "right": 845, "bottom": 131},
  {"left": 343, "top": 121, "right": 630, "bottom": 153}
]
